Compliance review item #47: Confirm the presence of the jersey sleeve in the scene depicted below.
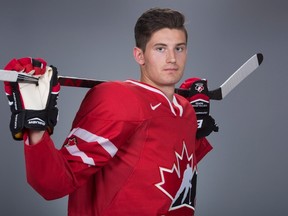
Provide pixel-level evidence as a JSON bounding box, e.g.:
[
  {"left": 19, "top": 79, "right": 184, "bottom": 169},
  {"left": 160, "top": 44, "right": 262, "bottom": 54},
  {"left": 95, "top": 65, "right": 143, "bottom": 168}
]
[
  {"left": 24, "top": 131, "right": 78, "bottom": 200},
  {"left": 60, "top": 82, "right": 143, "bottom": 179},
  {"left": 195, "top": 137, "right": 213, "bottom": 163},
  {"left": 24, "top": 82, "right": 143, "bottom": 200},
  {"left": 175, "top": 94, "right": 213, "bottom": 163}
]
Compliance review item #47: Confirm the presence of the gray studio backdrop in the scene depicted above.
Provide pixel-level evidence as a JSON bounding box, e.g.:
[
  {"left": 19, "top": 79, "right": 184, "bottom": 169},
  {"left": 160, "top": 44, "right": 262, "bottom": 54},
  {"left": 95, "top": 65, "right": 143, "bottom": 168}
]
[{"left": 0, "top": 0, "right": 287, "bottom": 215}]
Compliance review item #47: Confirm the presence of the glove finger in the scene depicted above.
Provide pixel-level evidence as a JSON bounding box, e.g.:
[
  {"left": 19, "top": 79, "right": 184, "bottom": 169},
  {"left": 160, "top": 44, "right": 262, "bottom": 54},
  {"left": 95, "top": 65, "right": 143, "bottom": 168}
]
[
  {"left": 180, "top": 77, "right": 201, "bottom": 89},
  {"left": 213, "top": 124, "right": 219, "bottom": 132},
  {"left": 180, "top": 78, "right": 209, "bottom": 97},
  {"left": 206, "top": 115, "right": 219, "bottom": 132},
  {"left": 32, "top": 58, "right": 47, "bottom": 75},
  {"left": 45, "top": 66, "right": 60, "bottom": 135},
  {"left": 49, "top": 65, "right": 60, "bottom": 88},
  {"left": 4, "top": 58, "right": 25, "bottom": 71},
  {"left": 4, "top": 80, "right": 13, "bottom": 96},
  {"left": 18, "top": 57, "right": 36, "bottom": 73},
  {"left": 46, "top": 66, "right": 60, "bottom": 109},
  {"left": 18, "top": 57, "right": 47, "bottom": 75},
  {"left": 6, "top": 84, "right": 24, "bottom": 111}
]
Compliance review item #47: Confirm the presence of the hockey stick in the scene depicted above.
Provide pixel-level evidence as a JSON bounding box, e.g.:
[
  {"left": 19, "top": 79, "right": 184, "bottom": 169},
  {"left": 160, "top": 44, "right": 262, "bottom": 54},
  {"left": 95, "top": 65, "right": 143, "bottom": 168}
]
[{"left": 0, "top": 53, "right": 263, "bottom": 100}]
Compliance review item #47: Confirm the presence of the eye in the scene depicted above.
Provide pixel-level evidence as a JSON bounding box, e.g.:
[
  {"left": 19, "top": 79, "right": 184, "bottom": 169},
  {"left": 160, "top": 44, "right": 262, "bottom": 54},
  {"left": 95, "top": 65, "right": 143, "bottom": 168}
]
[
  {"left": 155, "top": 46, "right": 166, "bottom": 53},
  {"left": 175, "top": 46, "right": 185, "bottom": 52}
]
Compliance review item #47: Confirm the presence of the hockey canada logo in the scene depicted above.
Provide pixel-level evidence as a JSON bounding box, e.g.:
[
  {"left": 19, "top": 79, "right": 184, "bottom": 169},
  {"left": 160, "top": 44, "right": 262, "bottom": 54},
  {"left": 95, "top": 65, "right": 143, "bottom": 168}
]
[
  {"left": 155, "top": 142, "right": 197, "bottom": 214},
  {"left": 195, "top": 82, "right": 205, "bottom": 93}
]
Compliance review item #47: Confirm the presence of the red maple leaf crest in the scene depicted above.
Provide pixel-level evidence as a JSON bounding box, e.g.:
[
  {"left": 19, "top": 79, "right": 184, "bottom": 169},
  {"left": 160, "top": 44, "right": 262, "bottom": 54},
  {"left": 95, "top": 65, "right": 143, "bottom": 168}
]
[
  {"left": 155, "top": 142, "right": 197, "bottom": 213},
  {"left": 64, "top": 137, "right": 77, "bottom": 147}
]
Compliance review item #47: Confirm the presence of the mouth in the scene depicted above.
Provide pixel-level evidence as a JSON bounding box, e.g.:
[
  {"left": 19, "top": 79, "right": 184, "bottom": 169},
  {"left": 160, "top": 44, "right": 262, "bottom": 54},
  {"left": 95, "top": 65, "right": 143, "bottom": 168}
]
[{"left": 163, "top": 68, "right": 178, "bottom": 72}]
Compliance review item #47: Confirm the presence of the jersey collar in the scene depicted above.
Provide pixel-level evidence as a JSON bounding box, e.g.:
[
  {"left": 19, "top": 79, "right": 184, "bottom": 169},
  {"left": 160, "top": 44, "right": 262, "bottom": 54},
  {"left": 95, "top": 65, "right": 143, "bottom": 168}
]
[{"left": 125, "top": 80, "right": 183, "bottom": 117}]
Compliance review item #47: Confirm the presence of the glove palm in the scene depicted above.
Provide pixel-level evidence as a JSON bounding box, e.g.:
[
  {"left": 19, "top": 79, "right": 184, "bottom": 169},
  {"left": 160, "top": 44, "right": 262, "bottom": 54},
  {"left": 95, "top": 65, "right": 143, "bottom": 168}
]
[{"left": 4, "top": 57, "right": 60, "bottom": 140}]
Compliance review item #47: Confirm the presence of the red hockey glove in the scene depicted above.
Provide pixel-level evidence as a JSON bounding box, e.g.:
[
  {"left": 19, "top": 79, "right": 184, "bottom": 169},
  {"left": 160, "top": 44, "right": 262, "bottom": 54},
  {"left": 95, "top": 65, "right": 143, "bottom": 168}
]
[
  {"left": 3, "top": 57, "right": 60, "bottom": 140},
  {"left": 179, "top": 77, "right": 219, "bottom": 139}
]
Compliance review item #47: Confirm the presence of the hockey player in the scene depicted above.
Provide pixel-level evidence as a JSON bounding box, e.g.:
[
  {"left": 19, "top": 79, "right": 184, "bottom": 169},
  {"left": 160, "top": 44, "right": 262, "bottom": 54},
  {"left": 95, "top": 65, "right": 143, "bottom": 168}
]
[{"left": 3, "top": 8, "right": 218, "bottom": 215}]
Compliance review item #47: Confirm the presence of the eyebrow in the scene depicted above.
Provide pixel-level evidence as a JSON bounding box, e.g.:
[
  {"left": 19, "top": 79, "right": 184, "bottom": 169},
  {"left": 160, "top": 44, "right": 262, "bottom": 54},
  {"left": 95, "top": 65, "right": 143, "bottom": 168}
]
[{"left": 153, "top": 42, "right": 187, "bottom": 47}]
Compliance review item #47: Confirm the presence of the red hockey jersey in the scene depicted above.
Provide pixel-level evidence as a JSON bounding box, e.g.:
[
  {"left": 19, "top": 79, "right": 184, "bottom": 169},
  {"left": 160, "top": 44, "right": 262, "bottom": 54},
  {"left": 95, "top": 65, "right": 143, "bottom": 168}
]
[{"left": 24, "top": 80, "right": 212, "bottom": 216}]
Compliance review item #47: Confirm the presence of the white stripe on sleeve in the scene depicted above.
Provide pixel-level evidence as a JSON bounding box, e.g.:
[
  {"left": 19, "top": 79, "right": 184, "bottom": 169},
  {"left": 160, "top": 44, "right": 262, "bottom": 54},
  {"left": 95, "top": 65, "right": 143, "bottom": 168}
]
[
  {"left": 67, "top": 127, "right": 118, "bottom": 158},
  {"left": 66, "top": 145, "right": 96, "bottom": 166}
]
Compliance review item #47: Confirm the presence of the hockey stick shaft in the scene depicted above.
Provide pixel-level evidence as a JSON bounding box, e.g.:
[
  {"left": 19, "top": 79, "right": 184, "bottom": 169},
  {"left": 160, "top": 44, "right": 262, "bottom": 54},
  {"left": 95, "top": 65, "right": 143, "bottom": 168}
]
[{"left": 57, "top": 76, "right": 105, "bottom": 88}]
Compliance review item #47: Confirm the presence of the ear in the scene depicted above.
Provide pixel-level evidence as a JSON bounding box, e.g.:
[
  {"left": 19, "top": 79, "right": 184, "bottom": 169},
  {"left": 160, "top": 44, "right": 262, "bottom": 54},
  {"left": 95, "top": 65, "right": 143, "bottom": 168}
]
[{"left": 133, "top": 47, "right": 145, "bottom": 65}]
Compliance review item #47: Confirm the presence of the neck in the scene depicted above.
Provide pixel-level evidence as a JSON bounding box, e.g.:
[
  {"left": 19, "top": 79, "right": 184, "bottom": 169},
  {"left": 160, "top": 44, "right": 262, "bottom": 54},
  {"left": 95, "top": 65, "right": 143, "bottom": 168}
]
[
  {"left": 144, "top": 81, "right": 175, "bottom": 102},
  {"left": 140, "top": 75, "right": 176, "bottom": 102},
  {"left": 160, "top": 86, "right": 175, "bottom": 102}
]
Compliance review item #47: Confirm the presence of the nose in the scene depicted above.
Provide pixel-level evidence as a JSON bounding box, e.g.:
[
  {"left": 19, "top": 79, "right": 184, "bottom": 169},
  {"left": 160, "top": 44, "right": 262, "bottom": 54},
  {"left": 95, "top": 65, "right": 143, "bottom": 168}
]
[{"left": 166, "top": 50, "right": 176, "bottom": 64}]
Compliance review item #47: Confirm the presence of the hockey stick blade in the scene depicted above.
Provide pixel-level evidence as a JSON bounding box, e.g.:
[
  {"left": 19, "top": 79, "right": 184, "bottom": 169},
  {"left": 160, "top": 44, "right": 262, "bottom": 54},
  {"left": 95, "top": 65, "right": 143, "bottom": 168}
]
[{"left": 207, "top": 53, "right": 263, "bottom": 100}]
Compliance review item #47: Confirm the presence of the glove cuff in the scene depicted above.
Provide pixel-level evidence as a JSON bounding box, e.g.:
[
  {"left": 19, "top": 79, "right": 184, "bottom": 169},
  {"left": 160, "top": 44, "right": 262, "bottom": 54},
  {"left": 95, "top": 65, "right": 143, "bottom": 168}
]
[
  {"left": 24, "top": 110, "right": 49, "bottom": 130},
  {"left": 25, "top": 109, "right": 59, "bottom": 132},
  {"left": 10, "top": 109, "right": 58, "bottom": 140},
  {"left": 9, "top": 110, "right": 47, "bottom": 140}
]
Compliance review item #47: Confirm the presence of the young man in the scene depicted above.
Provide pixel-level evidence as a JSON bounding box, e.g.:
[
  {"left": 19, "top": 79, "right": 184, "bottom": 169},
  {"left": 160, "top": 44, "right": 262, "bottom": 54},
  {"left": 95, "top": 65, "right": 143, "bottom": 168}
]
[{"left": 4, "top": 8, "right": 217, "bottom": 215}]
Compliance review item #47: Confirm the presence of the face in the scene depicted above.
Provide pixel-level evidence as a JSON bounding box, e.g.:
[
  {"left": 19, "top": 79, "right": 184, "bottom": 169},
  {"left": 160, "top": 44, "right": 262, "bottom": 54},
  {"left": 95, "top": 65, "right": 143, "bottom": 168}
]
[{"left": 134, "top": 28, "right": 187, "bottom": 91}]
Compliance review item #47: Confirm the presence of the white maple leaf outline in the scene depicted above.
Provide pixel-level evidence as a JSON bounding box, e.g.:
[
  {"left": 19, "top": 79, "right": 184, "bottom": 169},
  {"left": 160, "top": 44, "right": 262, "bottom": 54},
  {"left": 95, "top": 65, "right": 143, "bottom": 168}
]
[{"left": 155, "top": 142, "right": 195, "bottom": 202}]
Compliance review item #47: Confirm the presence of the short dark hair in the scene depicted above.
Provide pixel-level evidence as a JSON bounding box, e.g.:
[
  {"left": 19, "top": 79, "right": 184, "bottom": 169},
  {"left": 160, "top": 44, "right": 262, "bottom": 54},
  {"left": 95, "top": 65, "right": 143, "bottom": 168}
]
[{"left": 134, "top": 8, "right": 188, "bottom": 52}]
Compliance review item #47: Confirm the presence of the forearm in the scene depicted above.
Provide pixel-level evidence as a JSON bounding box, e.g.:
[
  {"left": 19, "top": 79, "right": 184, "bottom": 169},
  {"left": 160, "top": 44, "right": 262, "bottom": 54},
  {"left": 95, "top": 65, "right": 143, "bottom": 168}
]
[
  {"left": 24, "top": 131, "right": 78, "bottom": 200},
  {"left": 27, "top": 130, "right": 45, "bottom": 145}
]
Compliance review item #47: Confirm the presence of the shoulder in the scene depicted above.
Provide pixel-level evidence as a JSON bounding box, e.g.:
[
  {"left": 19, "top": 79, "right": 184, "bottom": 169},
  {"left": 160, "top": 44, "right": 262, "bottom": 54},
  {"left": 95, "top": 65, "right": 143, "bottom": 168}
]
[
  {"left": 75, "top": 81, "right": 143, "bottom": 121},
  {"left": 88, "top": 81, "right": 137, "bottom": 94},
  {"left": 85, "top": 81, "right": 141, "bottom": 104}
]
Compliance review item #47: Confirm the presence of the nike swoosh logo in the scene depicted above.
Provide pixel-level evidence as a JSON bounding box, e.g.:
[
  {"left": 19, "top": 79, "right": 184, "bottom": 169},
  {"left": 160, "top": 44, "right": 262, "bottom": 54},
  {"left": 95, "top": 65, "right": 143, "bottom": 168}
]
[{"left": 150, "top": 103, "right": 161, "bottom": 110}]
